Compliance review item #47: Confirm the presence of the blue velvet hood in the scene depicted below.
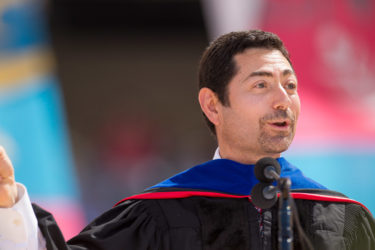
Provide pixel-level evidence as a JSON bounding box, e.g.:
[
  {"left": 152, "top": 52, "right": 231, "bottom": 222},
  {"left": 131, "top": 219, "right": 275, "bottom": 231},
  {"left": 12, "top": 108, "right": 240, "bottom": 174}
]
[{"left": 149, "top": 158, "right": 326, "bottom": 195}]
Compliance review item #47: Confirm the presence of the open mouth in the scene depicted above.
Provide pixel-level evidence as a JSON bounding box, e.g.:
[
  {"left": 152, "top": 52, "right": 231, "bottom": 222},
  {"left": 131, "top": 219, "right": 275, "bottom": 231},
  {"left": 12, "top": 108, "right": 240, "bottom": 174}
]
[
  {"left": 267, "top": 120, "right": 291, "bottom": 130},
  {"left": 272, "top": 121, "right": 288, "bottom": 127}
]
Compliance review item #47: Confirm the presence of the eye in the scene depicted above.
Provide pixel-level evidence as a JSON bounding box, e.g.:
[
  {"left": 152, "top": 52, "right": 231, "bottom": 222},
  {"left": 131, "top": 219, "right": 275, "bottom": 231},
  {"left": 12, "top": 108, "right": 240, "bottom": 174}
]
[
  {"left": 255, "top": 82, "right": 266, "bottom": 89},
  {"left": 285, "top": 82, "right": 297, "bottom": 90}
]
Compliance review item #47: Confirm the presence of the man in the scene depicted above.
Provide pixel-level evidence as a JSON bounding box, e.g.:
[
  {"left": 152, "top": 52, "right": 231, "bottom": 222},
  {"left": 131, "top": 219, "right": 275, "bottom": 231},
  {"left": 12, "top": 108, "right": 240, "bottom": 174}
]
[{"left": 0, "top": 30, "right": 374, "bottom": 249}]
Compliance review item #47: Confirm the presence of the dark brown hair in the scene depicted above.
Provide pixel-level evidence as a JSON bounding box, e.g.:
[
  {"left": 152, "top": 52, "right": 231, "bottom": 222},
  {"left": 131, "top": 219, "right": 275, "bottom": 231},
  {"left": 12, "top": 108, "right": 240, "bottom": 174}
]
[{"left": 198, "top": 30, "right": 292, "bottom": 135}]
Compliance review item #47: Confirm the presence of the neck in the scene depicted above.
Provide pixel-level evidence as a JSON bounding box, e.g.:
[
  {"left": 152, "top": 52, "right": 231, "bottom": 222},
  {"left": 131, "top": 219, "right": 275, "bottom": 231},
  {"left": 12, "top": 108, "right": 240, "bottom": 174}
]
[{"left": 217, "top": 145, "right": 281, "bottom": 165}]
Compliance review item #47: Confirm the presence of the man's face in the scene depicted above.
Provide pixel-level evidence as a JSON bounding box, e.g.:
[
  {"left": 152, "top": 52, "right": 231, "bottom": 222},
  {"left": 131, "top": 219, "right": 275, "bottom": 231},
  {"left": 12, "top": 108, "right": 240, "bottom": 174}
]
[{"left": 216, "top": 48, "right": 300, "bottom": 162}]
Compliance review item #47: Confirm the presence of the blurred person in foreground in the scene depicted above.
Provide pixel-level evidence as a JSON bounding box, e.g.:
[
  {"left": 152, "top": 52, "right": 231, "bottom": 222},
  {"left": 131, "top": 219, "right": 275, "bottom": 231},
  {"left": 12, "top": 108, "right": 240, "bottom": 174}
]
[{"left": 0, "top": 30, "right": 374, "bottom": 250}]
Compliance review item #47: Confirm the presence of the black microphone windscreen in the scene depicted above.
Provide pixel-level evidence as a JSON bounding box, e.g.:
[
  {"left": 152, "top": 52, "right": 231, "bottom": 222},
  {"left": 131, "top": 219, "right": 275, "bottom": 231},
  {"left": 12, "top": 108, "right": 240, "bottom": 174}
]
[
  {"left": 250, "top": 182, "right": 278, "bottom": 209},
  {"left": 254, "top": 157, "right": 281, "bottom": 183}
]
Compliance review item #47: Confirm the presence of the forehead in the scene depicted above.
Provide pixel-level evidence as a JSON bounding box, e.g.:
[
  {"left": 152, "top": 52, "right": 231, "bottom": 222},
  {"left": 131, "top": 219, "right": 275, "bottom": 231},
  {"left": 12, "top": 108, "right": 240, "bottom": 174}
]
[{"left": 233, "top": 48, "right": 293, "bottom": 73}]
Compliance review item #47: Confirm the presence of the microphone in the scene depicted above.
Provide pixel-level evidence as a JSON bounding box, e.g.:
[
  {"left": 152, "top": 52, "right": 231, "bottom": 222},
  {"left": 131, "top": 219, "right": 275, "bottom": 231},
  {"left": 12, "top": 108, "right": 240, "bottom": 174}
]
[
  {"left": 254, "top": 157, "right": 281, "bottom": 183},
  {"left": 251, "top": 182, "right": 278, "bottom": 209},
  {"left": 251, "top": 157, "right": 281, "bottom": 209}
]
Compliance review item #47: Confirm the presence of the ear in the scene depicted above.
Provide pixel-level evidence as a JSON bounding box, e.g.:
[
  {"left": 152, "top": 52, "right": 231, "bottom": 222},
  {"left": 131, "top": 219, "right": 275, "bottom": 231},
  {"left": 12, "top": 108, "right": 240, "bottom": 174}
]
[{"left": 198, "top": 87, "right": 220, "bottom": 126}]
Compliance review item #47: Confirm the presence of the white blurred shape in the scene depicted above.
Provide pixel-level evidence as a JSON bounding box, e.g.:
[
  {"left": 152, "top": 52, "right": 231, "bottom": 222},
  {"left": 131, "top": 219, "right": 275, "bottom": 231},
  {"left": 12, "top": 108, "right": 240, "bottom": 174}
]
[
  {"left": 201, "top": 0, "right": 265, "bottom": 41},
  {"left": 316, "top": 24, "right": 375, "bottom": 101}
]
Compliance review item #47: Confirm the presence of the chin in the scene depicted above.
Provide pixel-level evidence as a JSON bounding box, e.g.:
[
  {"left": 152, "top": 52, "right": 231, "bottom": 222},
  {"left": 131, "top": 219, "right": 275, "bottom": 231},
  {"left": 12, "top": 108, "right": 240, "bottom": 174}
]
[
  {"left": 259, "top": 136, "right": 293, "bottom": 154},
  {"left": 263, "top": 145, "right": 289, "bottom": 155}
]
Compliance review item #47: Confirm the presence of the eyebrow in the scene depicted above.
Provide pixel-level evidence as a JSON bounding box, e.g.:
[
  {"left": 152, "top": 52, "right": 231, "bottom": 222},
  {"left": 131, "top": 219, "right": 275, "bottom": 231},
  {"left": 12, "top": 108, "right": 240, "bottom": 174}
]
[{"left": 245, "top": 69, "right": 295, "bottom": 81}]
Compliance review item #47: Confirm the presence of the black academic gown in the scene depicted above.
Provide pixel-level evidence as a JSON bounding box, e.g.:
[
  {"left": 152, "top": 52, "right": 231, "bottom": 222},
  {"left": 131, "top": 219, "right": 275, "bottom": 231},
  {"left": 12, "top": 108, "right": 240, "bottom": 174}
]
[{"left": 33, "top": 159, "right": 375, "bottom": 250}]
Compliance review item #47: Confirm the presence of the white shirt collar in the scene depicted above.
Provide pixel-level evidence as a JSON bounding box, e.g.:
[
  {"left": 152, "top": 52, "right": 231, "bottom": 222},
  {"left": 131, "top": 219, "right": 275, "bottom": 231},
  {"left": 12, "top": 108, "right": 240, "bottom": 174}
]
[{"left": 213, "top": 147, "right": 221, "bottom": 159}]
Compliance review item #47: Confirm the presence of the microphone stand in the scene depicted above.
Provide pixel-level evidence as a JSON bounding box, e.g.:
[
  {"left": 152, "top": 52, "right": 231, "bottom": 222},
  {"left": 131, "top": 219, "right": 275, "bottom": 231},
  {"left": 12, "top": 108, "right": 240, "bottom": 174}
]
[
  {"left": 251, "top": 157, "right": 294, "bottom": 250},
  {"left": 278, "top": 178, "right": 293, "bottom": 250}
]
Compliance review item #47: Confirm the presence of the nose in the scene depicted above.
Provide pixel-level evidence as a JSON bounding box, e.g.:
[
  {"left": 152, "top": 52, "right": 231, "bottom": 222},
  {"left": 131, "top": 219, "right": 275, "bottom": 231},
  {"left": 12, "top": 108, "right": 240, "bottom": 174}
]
[{"left": 272, "top": 84, "right": 291, "bottom": 111}]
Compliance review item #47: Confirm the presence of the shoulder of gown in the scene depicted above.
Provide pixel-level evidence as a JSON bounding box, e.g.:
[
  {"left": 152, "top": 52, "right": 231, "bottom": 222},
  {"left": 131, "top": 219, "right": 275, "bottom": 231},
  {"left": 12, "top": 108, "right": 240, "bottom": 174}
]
[{"left": 33, "top": 199, "right": 170, "bottom": 250}]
